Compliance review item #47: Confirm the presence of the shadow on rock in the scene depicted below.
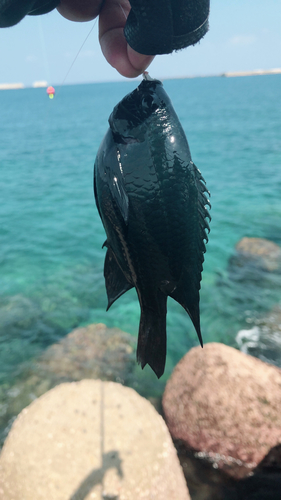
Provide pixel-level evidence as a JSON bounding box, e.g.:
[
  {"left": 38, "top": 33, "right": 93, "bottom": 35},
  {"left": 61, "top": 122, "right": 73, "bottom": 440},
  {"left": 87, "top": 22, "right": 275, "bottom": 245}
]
[{"left": 70, "top": 450, "right": 123, "bottom": 500}]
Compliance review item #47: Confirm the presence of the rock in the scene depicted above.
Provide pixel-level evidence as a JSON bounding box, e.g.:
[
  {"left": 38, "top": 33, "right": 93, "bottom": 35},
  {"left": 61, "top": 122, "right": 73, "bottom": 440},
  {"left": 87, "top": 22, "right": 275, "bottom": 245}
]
[
  {"left": 35, "top": 322, "right": 136, "bottom": 383},
  {"left": 0, "top": 380, "right": 190, "bottom": 500},
  {"left": 0, "top": 323, "right": 136, "bottom": 449},
  {"left": 229, "top": 237, "right": 281, "bottom": 276},
  {"left": 163, "top": 342, "right": 281, "bottom": 479}
]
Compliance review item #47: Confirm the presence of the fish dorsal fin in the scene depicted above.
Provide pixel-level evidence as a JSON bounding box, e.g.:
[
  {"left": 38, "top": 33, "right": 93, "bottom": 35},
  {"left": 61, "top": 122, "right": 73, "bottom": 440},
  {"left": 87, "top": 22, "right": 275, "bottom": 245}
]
[
  {"left": 193, "top": 161, "right": 211, "bottom": 247},
  {"left": 169, "top": 160, "right": 210, "bottom": 347}
]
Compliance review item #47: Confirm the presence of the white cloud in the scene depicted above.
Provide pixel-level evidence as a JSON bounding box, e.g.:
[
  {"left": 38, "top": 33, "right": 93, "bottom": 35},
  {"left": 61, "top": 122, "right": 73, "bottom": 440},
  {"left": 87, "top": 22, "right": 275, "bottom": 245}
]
[
  {"left": 229, "top": 35, "right": 257, "bottom": 46},
  {"left": 79, "top": 50, "right": 97, "bottom": 58},
  {"left": 25, "top": 55, "right": 38, "bottom": 63}
]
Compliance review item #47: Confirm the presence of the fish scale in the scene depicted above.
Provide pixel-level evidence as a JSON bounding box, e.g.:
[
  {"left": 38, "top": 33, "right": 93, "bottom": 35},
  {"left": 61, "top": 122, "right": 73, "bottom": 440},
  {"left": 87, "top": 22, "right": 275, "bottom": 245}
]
[{"left": 94, "top": 77, "right": 210, "bottom": 378}]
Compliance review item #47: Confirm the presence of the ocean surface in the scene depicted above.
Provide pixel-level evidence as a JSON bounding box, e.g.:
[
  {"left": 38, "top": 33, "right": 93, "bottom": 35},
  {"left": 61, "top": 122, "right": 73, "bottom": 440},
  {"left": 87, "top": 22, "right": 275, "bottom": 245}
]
[{"left": 1, "top": 74, "right": 281, "bottom": 406}]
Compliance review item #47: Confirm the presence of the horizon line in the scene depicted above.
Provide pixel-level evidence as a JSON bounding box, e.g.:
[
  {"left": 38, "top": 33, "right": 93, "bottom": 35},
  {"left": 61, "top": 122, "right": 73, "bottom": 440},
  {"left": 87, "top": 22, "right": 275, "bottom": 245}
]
[{"left": 1, "top": 68, "right": 281, "bottom": 90}]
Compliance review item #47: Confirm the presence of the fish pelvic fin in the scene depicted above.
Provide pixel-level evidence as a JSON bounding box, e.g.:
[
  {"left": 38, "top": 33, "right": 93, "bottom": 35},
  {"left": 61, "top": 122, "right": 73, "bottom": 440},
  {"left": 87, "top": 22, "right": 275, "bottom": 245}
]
[
  {"left": 137, "top": 292, "right": 167, "bottom": 379},
  {"left": 104, "top": 246, "right": 133, "bottom": 310},
  {"left": 170, "top": 283, "right": 203, "bottom": 347}
]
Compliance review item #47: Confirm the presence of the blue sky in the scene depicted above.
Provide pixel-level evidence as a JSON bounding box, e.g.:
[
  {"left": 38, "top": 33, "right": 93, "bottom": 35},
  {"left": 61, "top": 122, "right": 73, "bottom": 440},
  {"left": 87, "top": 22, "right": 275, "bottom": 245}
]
[{"left": 0, "top": 0, "right": 280, "bottom": 86}]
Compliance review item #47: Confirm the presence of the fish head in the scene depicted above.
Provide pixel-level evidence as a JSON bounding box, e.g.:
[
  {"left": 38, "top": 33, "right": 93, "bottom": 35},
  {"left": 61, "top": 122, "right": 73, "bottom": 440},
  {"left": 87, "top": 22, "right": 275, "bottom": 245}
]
[{"left": 109, "top": 79, "right": 168, "bottom": 144}]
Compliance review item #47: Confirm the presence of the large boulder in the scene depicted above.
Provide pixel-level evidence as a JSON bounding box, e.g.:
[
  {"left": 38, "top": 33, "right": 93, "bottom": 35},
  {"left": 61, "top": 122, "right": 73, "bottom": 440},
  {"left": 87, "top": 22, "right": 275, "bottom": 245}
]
[
  {"left": 0, "top": 380, "right": 190, "bottom": 500},
  {"left": 163, "top": 342, "right": 281, "bottom": 479},
  {"left": 0, "top": 323, "right": 136, "bottom": 448}
]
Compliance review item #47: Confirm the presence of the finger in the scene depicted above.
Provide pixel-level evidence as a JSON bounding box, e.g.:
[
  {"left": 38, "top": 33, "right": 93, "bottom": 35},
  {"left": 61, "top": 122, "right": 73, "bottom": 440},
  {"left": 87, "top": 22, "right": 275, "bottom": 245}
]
[
  {"left": 100, "top": 27, "right": 154, "bottom": 78},
  {"left": 57, "top": 0, "right": 103, "bottom": 22},
  {"left": 99, "top": 0, "right": 154, "bottom": 78}
]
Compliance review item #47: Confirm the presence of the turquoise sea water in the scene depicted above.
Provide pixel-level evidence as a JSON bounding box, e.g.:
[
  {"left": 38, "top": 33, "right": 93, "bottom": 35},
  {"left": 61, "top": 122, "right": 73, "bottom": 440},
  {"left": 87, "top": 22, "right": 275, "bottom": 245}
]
[{"left": 1, "top": 75, "right": 281, "bottom": 392}]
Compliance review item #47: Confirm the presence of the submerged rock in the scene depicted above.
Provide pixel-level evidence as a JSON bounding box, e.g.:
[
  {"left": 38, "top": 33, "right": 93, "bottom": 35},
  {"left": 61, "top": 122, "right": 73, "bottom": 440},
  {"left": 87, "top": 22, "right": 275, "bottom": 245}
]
[
  {"left": 162, "top": 342, "right": 281, "bottom": 479},
  {"left": 35, "top": 322, "right": 136, "bottom": 383},
  {"left": 229, "top": 237, "right": 281, "bottom": 279},
  {"left": 0, "top": 380, "right": 190, "bottom": 500}
]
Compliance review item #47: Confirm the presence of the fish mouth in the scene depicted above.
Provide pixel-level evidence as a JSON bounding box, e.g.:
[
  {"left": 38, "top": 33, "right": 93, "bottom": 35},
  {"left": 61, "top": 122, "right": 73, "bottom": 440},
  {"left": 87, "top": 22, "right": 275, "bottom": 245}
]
[{"left": 109, "top": 79, "right": 163, "bottom": 136}]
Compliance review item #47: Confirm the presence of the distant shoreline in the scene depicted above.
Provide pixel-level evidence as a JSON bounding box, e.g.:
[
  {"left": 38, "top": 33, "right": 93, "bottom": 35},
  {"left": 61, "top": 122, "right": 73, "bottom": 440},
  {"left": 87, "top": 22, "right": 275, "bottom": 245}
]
[
  {"left": 222, "top": 68, "right": 281, "bottom": 78},
  {"left": 1, "top": 68, "right": 281, "bottom": 89},
  {"left": 0, "top": 83, "right": 24, "bottom": 90}
]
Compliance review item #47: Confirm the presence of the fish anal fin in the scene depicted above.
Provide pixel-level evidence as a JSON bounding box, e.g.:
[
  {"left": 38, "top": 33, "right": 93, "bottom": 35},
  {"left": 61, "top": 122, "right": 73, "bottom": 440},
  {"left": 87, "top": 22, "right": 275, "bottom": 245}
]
[
  {"left": 137, "top": 292, "right": 167, "bottom": 378},
  {"left": 104, "top": 248, "right": 133, "bottom": 310}
]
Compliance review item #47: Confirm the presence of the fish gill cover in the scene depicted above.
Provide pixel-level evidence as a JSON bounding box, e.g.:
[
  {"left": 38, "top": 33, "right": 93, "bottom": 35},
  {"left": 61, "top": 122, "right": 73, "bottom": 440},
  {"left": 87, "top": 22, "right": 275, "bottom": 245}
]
[{"left": 94, "top": 76, "right": 211, "bottom": 378}]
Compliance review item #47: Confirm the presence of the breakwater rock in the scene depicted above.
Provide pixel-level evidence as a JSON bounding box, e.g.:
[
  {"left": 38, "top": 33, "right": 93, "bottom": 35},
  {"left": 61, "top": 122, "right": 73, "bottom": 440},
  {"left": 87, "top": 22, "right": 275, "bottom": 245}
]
[
  {"left": 162, "top": 342, "right": 281, "bottom": 480},
  {"left": 0, "top": 380, "right": 190, "bottom": 500},
  {"left": 0, "top": 323, "right": 136, "bottom": 448}
]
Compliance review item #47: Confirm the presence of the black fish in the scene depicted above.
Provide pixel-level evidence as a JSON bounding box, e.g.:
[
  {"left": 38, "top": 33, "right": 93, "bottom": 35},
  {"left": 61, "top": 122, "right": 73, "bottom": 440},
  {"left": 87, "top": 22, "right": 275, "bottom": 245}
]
[{"left": 94, "top": 76, "right": 210, "bottom": 378}]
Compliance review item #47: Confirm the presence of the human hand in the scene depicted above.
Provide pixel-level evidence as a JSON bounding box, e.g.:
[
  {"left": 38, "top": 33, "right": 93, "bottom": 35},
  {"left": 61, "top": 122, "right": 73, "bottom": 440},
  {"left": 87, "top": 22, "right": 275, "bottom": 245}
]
[{"left": 57, "top": 0, "right": 154, "bottom": 78}]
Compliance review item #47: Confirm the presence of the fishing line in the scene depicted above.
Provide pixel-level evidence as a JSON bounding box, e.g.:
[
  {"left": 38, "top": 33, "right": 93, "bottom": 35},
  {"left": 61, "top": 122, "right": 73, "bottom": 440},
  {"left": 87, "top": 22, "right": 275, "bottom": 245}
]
[
  {"left": 39, "top": 19, "right": 97, "bottom": 162},
  {"left": 118, "top": 2, "right": 128, "bottom": 21},
  {"left": 55, "top": 2, "right": 129, "bottom": 93},
  {"left": 56, "top": 18, "right": 98, "bottom": 95}
]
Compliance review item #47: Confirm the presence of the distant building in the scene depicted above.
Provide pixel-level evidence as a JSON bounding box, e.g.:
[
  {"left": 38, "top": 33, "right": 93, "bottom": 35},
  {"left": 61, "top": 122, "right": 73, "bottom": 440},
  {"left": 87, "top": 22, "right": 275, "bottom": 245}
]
[
  {"left": 33, "top": 81, "right": 48, "bottom": 88},
  {"left": 223, "top": 68, "right": 281, "bottom": 78}
]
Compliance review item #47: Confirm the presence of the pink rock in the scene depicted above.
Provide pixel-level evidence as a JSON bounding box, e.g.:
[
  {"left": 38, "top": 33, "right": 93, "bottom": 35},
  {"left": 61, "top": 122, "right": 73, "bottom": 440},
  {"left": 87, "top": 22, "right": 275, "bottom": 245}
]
[{"left": 163, "top": 343, "right": 281, "bottom": 479}]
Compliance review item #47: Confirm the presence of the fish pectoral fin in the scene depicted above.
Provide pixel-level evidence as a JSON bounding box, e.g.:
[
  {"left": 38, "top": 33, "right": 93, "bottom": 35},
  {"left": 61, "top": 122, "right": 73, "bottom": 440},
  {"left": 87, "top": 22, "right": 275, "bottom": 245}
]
[
  {"left": 108, "top": 166, "right": 129, "bottom": 224},
  {"left": 95, "top": 132, "right": 129, "bottom": 224},
  {"left": 104, "top": 143, "right": 129, "bottom": 224},
  {"left": 104, "top": 247, "right": 133, "bottom": 310},
  {"left": 169, "top": 281, "right": 203, "bottom": 347},
  {"left": 137, "top": 292, "right": 167, "bottom": 379}
]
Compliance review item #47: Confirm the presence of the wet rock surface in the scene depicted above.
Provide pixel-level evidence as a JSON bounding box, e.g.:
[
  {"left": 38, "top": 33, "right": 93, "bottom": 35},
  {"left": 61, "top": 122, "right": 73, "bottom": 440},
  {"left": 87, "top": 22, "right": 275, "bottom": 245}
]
[
  {"left": 174, "top": 442, "right": 281, "bottom": 500},
  {"left": 0, "top": 380, "right": 190, "bottom": 500},
  {"left": 162, "top": 342, "right": 281, "bottom": 480},
  {"left": 221, "top": 444, "right": 281, "bottom": 500}
]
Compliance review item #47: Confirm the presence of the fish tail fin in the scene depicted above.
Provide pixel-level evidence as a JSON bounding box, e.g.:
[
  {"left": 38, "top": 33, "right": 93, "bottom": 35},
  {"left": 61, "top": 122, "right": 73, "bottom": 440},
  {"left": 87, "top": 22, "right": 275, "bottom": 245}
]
[
  {"left": 137, "top": 292, "right": 167, "bottom": 379},
  {"left": 170, "top": 285, "right": 203, "bottom": 347}
]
